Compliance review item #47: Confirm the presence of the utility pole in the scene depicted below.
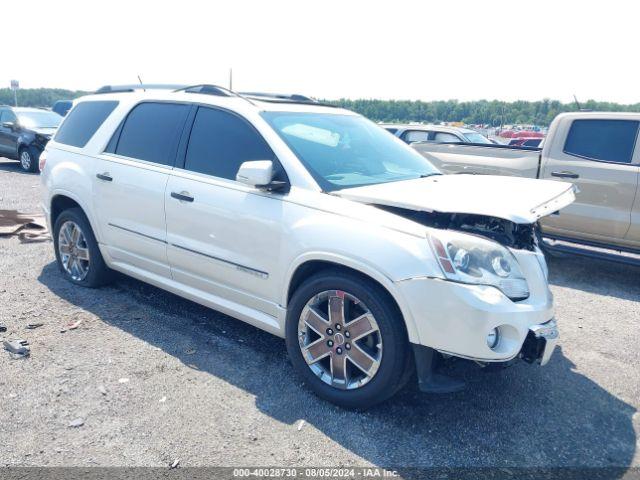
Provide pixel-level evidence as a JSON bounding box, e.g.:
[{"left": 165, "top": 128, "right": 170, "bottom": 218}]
[{"left": 10, "top": 80, "right": 19, "bottom": 106}]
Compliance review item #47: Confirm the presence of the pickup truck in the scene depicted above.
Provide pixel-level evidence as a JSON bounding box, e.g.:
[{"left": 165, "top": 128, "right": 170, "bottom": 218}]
[{"left": 410, "top": 112, "right": 640, "bottom": 260}]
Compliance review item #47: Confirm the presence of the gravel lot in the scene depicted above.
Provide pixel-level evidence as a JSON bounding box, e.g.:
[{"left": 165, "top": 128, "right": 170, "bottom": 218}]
[{"left": 1, "top": 157, "right": 639, "bottom": 475}]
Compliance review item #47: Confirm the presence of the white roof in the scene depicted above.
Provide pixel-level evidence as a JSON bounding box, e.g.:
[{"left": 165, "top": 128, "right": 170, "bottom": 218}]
[{"left": 76, "top": 89, "right": 355, "bottom": 117}]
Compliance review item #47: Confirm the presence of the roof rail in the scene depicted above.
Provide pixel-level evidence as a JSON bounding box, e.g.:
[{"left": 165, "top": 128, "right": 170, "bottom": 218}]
[
  {"left": 240, "top": 92, "right": 336, "bottom": 108},
  {"left": 94, "top": 84, "right": 187, "bottom": 94},
  {"left": 174, "top": 84, "right": 235, "bottom": 97}
]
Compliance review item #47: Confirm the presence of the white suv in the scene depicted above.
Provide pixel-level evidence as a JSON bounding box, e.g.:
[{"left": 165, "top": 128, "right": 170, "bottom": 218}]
[{"left": 40, "top": 85, "right": 573, "bottom": 408}]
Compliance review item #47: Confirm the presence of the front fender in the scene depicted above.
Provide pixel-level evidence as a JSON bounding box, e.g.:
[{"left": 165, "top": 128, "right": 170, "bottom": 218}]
[
  {"left": 283, "top": 251, "right": 423, "bottom": 343},
  {"left": 278, "top": 204, "right": 443, "bottom": 344}
]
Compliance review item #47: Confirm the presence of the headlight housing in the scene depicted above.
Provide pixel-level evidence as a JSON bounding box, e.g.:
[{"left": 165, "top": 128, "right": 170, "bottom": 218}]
[{"left": 428, "top": 229, "right": 529, "bottom": 300}]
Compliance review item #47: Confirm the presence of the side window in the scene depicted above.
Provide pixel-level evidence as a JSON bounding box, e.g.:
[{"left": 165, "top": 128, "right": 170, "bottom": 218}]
[
  {"left": 54, "top": 101, "right": 118, "bottom": 148},
  {"left": 384, "top": 128, "right": 398, "bottom": 135},
  {"left": 1, "top": 110, "right": 18, "bottom": 124},
  {"left": 184, "top": 107, "right": 274, "bottom": 180},
  {"left": 403, "top": 130, "right": 430, "bottom": 143},
  {"left": 434, "top": 132, "right": 461, "bottom": 143},
  {"left": 115, "top": 103, "right": 189, "bottom": 166},
  {"left": 564, "top": 119, "right": 639, "bottom": 164}
]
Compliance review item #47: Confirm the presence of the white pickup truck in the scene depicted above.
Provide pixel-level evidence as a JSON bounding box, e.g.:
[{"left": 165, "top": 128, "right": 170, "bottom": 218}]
[{"left": 407, "top": 112, "right": 640, "bottom": 260}]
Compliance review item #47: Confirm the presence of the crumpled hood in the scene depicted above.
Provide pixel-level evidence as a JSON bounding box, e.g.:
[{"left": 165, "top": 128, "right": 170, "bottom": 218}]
[{"left": 333, "top": 174, "right": 576, "bottom": 224}]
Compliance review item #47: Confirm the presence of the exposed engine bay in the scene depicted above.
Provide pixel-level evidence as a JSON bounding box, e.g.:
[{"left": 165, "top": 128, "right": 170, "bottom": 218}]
[{"left": 377, "top": 206, "right": 538, "bottom": 251}]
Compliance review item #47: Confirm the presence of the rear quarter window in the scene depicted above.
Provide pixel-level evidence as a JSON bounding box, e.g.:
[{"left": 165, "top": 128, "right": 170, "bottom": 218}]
[
  {"left": 563, "top": 119, "right": 639, "bottom": 164},
  {"left": 54, "top": 101, "right": 119, "bottom": 148}
]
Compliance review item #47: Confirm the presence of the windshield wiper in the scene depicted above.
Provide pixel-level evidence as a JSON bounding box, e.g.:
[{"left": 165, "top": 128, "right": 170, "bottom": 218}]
[{"left": 419, "top": 173, "right": 442, "bottom": 178}]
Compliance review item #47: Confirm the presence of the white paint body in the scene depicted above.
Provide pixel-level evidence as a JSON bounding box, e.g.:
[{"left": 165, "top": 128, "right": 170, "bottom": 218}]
[{"left": 41, "top": 90, "right": 569, "bottom": 363}]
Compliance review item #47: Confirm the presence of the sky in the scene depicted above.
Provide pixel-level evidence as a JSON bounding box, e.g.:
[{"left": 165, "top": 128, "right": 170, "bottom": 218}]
[{"left": 3, "top": 0, "right": 639, "bottom": 104}]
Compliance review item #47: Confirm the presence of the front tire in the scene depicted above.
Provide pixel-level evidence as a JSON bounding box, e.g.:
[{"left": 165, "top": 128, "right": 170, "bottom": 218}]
[
  {"left": 18, "top": 146, "right": 39, "bottom": 173},
  {"left": 285, "top": 270, "right": 412, "bottom": 409},
  {"left": 53, "top": 208, "right": 113, "bottom": 288}
]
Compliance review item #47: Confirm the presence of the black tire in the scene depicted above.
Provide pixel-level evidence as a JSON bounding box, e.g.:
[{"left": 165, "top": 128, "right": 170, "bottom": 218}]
[
  {"left": 18, "top": 146, "right": 39, "bottom": 173},
  {"left": 53, "top": 207, "right": 113, "bottom": 288},
  {"left": 285, "top": 269, "right": 412, "bottom": 409}
]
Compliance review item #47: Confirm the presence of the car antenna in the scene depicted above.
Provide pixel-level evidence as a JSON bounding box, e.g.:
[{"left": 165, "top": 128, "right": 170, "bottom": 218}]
[
  {"left": 138, "top": 75, "right": 145, "bottom": 92},
  {"left": 573, "top": 94, "right": 582, "bottom": 110}
]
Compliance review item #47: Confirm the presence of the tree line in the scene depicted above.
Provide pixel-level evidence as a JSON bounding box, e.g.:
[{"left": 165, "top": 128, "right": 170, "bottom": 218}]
[
  {"left": 2, "top": 88, "right": 639, "bottom": 126},
  {"left": 0, "top": 88, "right": 88, "bottom": 109},
  {"left": 325, "top": 98, "right": 640, "bottom": 126}
]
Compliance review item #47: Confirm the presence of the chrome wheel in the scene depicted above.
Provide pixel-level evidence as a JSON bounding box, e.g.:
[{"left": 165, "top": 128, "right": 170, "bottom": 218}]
[
  {"left": 58, "top": 221, "right": 90, "bottom": 281},
  {"left": 20, "top": 150, "right": 32, "bottom": 170},
  {"left": 298, "top": 290, "right": 383, "bottom": 390}
]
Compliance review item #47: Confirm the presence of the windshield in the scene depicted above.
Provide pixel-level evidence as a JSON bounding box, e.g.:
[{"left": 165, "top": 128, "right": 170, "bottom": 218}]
[
  {"left": 17, "top": 110, "right": 63, "bottom": 129},
  {"left": 262, "top": 112, "right": 440, "bottom": 191},
  {"left": 463, "top": 131, "right": 492, "bottom": 144}
]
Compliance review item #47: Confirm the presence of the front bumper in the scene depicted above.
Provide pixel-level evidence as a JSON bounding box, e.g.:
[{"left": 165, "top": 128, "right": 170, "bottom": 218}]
[
  {"left": 396, "top": 248, "right": 557, "bottom": 363},
  {"left": 521, "top": 318, "right": 559, "bottom": 366}
]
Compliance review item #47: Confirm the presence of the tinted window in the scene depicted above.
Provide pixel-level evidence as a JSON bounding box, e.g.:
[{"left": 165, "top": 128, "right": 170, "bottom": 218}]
[
  {"left": 403, "top": 130, "right": 430, "bottom": 143},
  {"left": 564, "top": 119, "right": 639, "bottom": 164},
  {"left": 434, "top": 132, "right": 461, "bottom": 143},
  {"left": 115, "top": 103, "right": 189, "bottom": 165},
  {"left": 1, "top": 109, "right": 18, "bottom": 123},
  {"left": 55, "top": 101, "right": 118, "bottom": 147},
  {"left": 384, "top": 128, "right": 398, "bottom": 134},
  {"left": 184, "top": 107, "right": 273, "bottom": 179}
]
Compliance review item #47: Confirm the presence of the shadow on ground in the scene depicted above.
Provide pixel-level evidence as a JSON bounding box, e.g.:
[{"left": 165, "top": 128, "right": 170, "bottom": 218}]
[
  {"left": 0, "top": 158, "right": 39, "bottom": 176},
  {"left": 38, "top": 260, "right": 636, "bottom": 476}
]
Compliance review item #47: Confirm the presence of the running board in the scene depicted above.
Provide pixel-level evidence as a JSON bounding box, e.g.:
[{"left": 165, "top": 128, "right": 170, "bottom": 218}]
[{"left": 542, "top": 236, "right": 640, "bottom": 266}]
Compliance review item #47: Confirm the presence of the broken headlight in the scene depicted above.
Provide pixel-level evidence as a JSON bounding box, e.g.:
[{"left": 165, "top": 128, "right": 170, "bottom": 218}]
[{"left": 428, "top": 229, "right": 529, "bottom": 301}]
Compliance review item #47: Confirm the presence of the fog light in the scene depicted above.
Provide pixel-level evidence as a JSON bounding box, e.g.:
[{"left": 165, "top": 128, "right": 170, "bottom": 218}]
[{"left": 486, "top": 328, "right": 499, "bottom": 348}]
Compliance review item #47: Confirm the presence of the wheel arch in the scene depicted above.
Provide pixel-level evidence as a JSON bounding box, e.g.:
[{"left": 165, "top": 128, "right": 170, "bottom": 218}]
[
  {"left": 283, "top": 253, "right": 420, "bottom": 343},
  {"left": 49, "top": 191, "right": 102, "bottom": 243}
]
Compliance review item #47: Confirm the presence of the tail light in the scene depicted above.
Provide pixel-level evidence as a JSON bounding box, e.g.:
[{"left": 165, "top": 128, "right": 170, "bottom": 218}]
[{"left": 39, "top": 150, "right": 48, "bottom": 171}]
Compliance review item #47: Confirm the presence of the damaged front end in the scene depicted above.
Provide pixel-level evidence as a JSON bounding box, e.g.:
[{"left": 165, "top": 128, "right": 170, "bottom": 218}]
[{"left": 377, "top": 205, "right": 539, "bottom": 251}]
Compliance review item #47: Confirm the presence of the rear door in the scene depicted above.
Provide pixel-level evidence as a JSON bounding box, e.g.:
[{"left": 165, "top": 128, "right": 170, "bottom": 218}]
[
  {"left": 93, "top": 102, "right": 191, "bottom": 277},
  {"left": 165, "top": 106, "right": 286, "bottom": 320},
  {"left": 540, "top": 118, "right": 640, "bottom": 244}
]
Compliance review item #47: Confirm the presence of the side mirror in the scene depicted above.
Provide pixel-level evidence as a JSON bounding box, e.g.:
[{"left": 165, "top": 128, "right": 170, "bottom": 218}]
[
  {"left": 2, "top": 121, "right": 15, "bottom": 129},
  {"left": 236, "top": 160, "right": 274, "bottom": 187},
  {"left": 236, "top": 160, "right": 289, "bottom": 192}
]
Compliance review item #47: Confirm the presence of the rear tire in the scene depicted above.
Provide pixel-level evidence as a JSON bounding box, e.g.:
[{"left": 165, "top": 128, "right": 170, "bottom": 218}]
[
  {"left": 18, "top": 146, "right": 39, "bottom": 173},
  {"left": 53, "top": 208, "right": 113, "bottom": 288},
  {"left": 286, "top": 269, "right": 412, "bottom": 409}
]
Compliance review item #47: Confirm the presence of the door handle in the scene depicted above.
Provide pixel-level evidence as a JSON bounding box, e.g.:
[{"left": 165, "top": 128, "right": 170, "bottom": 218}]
[
  {"left": 171, "top": 191, "right": 194, "bottom": 203},
  {"left": 96, "top": 172, "right": 113, "bottom": 182},
  {"left": 551, "top": 171, "right": 579, "bottom": 179}
]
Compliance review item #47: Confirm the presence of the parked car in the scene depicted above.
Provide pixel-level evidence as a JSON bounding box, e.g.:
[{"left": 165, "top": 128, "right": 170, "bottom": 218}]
[
  {"left": 52, "top": 100, "right": 74, "bottom": 117},
  {"left": 508, "top": 137, "right": 544, "bottom": 147},
  {"left": 0, "top": 106, "right": 62, "bottom": 172},
  {"left": 411, "top": 112, "right": 640, "bottom": 262},
  {"left": 382, "top": 124, "right": 493, "bottom": 145},
  {"left": 41, "top": 85, "right": 573, "bottom": 408}
]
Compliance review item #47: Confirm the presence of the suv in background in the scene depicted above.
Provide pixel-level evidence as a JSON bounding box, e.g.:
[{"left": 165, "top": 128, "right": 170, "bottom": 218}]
[
  {"left": 41, "top": 85, "right": 571, "bottom": 408},
  {"left": 52, "top": 100, "right": 74, "bottom": 117},
  {"left": 0, "top": 106, "right": 63, "bottom": 172},
  {"left": 382, "top": 124, "right": 493, "bottom": 145}
]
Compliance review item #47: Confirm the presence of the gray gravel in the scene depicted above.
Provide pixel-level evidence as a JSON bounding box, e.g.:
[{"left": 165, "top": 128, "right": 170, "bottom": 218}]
[{"left": 0, "top": 157, "right": 639, "bottom": 471}]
